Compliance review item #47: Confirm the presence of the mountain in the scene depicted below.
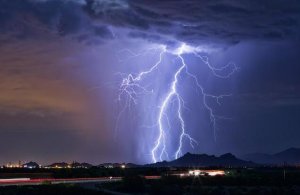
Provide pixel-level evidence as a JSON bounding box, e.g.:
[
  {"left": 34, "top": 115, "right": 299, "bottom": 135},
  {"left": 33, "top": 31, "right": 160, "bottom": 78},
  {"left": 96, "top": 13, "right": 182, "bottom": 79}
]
[
  {"left": 147, "top": 152, "right": 256, "bottom": 167},
  {"left": 239, "top": 153, "right": 276, "bottom": 164},
  {"left": 275, "top": 148, "right": 300, "bottom": 163},
  {"left": 240, "top": 147, "right": 300, "bottom": 165}
]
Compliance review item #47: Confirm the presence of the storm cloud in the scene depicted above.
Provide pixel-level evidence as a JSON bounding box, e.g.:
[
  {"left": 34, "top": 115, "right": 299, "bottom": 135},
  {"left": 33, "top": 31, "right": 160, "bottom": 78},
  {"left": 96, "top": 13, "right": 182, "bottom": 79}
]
[{"left": 1, "top": 0, "right": 299, "bottom": 46}]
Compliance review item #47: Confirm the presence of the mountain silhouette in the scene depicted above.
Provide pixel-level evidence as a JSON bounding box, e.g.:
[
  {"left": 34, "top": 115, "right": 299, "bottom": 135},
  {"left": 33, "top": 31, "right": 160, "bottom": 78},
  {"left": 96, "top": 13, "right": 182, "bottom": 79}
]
[
  {"left": 147, "top": 152, "right": 256, "bottom": 167},
  {"left": 240, "top": 147, "right": 300, "bottom": 165}
]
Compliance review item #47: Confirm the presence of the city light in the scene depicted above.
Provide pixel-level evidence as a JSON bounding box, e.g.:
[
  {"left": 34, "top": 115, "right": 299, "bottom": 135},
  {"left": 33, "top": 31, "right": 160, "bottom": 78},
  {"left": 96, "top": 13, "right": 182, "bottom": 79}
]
[{"left": 188, "top": 169, "right": 225, "bottom": 177}]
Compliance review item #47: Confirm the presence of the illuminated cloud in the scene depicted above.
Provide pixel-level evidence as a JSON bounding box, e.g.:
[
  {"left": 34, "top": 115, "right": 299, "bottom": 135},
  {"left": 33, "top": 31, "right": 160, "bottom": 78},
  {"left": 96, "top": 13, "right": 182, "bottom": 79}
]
[{"left": 0, "top": 0, "right": 299, "bottom": 46}]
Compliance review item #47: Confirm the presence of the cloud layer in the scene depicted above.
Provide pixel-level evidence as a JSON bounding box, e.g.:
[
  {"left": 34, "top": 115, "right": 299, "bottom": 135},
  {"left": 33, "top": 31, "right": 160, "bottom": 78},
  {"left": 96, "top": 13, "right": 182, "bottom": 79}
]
[{"left": 1, "top": 0, "right": 299, "bottom": 47}]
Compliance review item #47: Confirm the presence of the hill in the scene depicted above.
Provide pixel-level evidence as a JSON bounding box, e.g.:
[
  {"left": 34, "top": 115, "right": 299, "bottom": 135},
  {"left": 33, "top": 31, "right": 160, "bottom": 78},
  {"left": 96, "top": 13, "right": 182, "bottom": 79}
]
[
  {"left": 240, "top": 147, "right": 300, "bottom": 165},
  {"left": 147, "top": 152, "right": 256, "bottom": 167}
]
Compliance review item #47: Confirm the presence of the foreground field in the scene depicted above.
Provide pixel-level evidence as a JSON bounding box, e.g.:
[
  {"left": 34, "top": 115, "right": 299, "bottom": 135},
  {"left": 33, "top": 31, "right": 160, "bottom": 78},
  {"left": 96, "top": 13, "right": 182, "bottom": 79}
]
[{"left": 1, "top": 167, "right": 300, "bottom": 194}]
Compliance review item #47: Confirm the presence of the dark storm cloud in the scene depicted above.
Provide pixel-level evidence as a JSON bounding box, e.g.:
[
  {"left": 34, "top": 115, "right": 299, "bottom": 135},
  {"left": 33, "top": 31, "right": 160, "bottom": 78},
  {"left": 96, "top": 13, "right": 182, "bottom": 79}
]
[
  {"left": 85, "top": 0, "right": 300, "bottom": 46},
  {"left": 127, "top": 31, "right": 178, "bottom": 48},
  {"left": 1, "top": 0, "right": 299, "bottom": 46},
  {"left": 0, "top": 0, "right": 114, "bottom": 44}
]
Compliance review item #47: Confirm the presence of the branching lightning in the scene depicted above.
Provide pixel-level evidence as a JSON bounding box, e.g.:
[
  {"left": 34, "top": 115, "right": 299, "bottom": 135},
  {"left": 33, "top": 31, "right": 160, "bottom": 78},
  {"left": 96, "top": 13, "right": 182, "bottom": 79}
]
[{"left": 117, "top": 43, "right": 238, "bottom": 163}]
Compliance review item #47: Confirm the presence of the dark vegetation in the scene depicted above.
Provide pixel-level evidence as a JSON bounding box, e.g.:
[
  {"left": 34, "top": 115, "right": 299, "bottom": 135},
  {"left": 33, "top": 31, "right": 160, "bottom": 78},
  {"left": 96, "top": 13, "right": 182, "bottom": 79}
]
[
  {"left": 1, "top": 167, "right": 300, "bottom": 194},
  {"left": 101, "top": 175, "right": 300, "bottom": 195},
  {"left": 101, "top": 168, "right": 300, "bottom": 194}
]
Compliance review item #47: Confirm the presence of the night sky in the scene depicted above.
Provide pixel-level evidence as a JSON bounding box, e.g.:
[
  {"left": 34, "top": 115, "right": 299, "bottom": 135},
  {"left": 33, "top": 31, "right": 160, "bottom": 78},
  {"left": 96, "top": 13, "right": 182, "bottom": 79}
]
[{"left": 0, "top": 0, "right": 300, "bottom": 165}]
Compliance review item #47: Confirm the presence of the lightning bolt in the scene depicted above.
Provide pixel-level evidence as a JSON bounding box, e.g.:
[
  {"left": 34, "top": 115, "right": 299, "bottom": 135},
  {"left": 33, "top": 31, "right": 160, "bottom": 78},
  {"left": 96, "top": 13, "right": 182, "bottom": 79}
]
[
  {"left": 117, "top": 45, "right": 166, "bottom": 104},
  {"left": 117, "top": 43, "right": 238, "bottom": 163}
]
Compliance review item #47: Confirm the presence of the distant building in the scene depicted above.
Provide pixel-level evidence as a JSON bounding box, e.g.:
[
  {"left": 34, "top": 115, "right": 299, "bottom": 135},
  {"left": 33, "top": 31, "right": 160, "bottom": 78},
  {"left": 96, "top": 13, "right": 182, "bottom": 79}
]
[
  {"left": 80, "top": 163, "right": 93, "bottom": 168},
  {"left": 98, "top": 163, "right": 114, "bottom": 168},
  {"left": 23, "top": 161, "right": 39, "bottom": 169},
  {"left": 188, "top": 169, "right": 225, "bottom": 176},
  {"left": 45, "top": 162, "right": 93, "bottom": 169},
  {"left": 71, "top": 162, "right": 92, "bottom": 169},
  {"left": 47, "top": 162, "right": 69, "bottom": 168},
  {"left": 6, "top": 161, "right": 23, "bottom": 168},
  {"left": 98, "top": 163, "right": 127, "bottom": 168}
]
